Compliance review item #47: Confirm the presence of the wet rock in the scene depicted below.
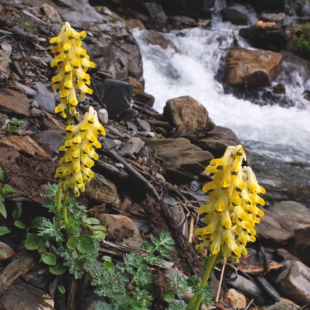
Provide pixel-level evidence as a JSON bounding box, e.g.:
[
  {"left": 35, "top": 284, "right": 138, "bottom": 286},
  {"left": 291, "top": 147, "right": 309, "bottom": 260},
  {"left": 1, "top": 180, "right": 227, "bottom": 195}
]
[
  {"left": 102, "top": 79, "right": 133, "bottom": 119},
  {"left": 260, "top": 13, "right": 286, "bottom": 23},
  {"left": 163, "top": 96, "right": 214, "bottom": 137},
  {"left": 221, "top": 8, "right": 249, "bottom": 25},
  {"left": 0, "top": 279, "right": 54, "bottom": 309},
  {"left": 273, "top": 260, "right": 310, "bottom": 305},
  {"left": 97, "top": 214, "right": 142, "bottom": 248},
  {"left": 225, "top": 288, "right": 247, "bottom": 309},
  {"left": 123, "top": 76, "right": 155, "bottom": 106},
  {"left": 143, "top": 137, "right": 213, "bottom": 183},
  {"left": 126, "top": 19, "right": 146, "bottom": 30},
  {"left": 193, "top": 126, "right": 241, "bottom": 158},
  {"left": 86, "top": 175, "right": 120, "bottom": 208},
  {"left": 226, "top": 273, "right": 267, "bottom": 306},
  {"left": 34, "top": 82, "right": 55, "bottom": 112},
  {"left": 136, "top": 118, "right": 151, "bottom": 132},
  {"left": 0, "top": 242, "right": 14, "bottom": 260},
  {"left": 256, "top": 209, "right": 294, "bottom": 243},
  {"left": 143, "top": 2, "right": 166, "bottom": 26},
  {"left": 0, "top": 88, "right": 30, "bottom": 117},
  {"left": 224, "top": 49, "right": 283, "bottom": 87},
  {"left": 118, "top": 108, "right": 138, "bottom": 122},
  {"left": 143, "top": 30, "right": 177, "bottom": 50},
  {"left": 33, "top": 130, "right": 63, "bottom": 157},
  {"left": 268, "top": 201, "right": 310, "bottom": 229}
]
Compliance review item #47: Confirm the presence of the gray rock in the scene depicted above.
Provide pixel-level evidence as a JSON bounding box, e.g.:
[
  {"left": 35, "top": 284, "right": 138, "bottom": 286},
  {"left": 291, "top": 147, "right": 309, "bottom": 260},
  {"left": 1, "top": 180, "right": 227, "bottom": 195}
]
[
  {"left": 119, "top": 108, "right": 138, "bottom": 122},
  {"left": 136, "top": 118, "right": 151, "bottom": 132},
  {"left": 103, "top": 79, "right": 133, "bottom": 118},
  {"left": 34, "top": 82, "right": 55, "bottom": 112},
  {"left": 98, "top": 108, "right": 109, "bottom": 125},
  {"left": 268, "top": 201, "right": 310, "bottom": 229},
  {"left": 261, "top": 300, "right": 299, "bottom": 310},
  {"left": 163, "top": 96, "right": 214, "bottom": 137},
  {"left": 33, "top": 130, "right": 63, "bottom": 156},
  {"left": 294, "top": 226, "right": 310, "bottom": 264},
  {"left": 256, "top": 209, "right": 294, "bottom": 243},
  {"left": 222, "top": 8, "right": 249, "bottom": 25},
  {"left": 143, "top": 2, "right": 166, "bottom": 25},
  {"left": 227, "top": 273, "right": 267, "bottom": 306},
  {"left": 143, "top": 137, "right": 213, "bottom": 183},
  {"left": 273, "top": 261, "right": 310, "bottom": 305}
]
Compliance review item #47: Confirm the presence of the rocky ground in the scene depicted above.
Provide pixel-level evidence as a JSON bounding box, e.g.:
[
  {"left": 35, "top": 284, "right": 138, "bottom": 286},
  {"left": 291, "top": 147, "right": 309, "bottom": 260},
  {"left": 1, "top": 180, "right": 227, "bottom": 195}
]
[{"left": 1, "top": 0, "right": 310, "bottom": 309}]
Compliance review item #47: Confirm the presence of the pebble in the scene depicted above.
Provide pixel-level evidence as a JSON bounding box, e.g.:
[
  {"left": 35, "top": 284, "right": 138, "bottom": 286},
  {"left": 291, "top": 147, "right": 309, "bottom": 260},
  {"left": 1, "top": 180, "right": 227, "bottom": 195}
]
[{"left": 0, "top": 241, "right": 14, "bottom": 260}]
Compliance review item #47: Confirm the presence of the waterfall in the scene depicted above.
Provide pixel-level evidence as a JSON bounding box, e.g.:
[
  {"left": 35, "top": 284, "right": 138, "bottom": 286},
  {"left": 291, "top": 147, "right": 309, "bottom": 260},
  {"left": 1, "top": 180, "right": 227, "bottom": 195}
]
[{"left": 132, "top": 16, "right": 310, "bottom": 206}]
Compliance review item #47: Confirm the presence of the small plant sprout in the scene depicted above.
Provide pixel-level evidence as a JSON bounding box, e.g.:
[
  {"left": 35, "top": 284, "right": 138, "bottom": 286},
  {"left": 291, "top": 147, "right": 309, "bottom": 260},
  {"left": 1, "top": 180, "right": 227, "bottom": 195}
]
[{"left": 186, "top": 145, "right": 265, "bottom": 310}]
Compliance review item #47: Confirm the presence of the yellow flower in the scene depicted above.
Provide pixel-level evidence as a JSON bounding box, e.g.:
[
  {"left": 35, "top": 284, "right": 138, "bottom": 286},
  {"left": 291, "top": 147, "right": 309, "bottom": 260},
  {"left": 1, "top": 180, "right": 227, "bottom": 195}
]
[
  {"left": 55, "top": 107, "right": 106, "bottom": 196},
  {"left": 50, "top": 22, "right": 95, "bottom": 119},
  {"left": 196, "top": 145, "right": 265, "bottom": 262}
]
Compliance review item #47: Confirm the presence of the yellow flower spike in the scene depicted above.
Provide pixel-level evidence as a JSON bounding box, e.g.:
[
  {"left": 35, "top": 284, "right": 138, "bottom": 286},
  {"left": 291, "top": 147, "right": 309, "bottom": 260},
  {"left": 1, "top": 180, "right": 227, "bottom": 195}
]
[
  {"left": 50, "top": 22, "right": 95, "bottom": 119},
  {"left": 196, "top": 145, "right": 265, "bottom": 263},
  {"left": 55, "top": 106, "right": 106, "bottom": 196}
]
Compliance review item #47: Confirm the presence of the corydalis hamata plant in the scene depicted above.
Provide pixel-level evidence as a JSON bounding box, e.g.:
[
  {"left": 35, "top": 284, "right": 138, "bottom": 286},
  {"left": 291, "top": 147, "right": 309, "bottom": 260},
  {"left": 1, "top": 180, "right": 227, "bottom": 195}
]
[
  {"left": 50, "top": 22, "right": 95, "bottom": 120},
  {"left": 187, "top": 145, "right": 266, "bottom": 310},
  {"left": 196, "top": 144, "right": 265, "bottom": 262},
  {"left": 50, "top": 22, "right": 105, "bottom": 197}
]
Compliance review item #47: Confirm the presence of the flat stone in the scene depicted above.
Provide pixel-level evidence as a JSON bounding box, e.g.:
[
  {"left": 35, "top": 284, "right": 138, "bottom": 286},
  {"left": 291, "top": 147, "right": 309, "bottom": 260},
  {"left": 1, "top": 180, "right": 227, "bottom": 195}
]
[
  {"left": 225, "top": 288, "right": 247, "bottom": 309},
  {"left": 256, "top": 209, "right": 294, "bottom": 243},
  {"left": 163, "top": 96, "right": 214, "bottom": 137},
  {"left": 269, "top": 201, "right": 310, "bottom": 229},
  {"left": 224, "top": 49, "right": 283, "bottom": 87},
  {"left": 273, "top": 261, "right": 310, "bottom": 305},
  {"left": 143, "top": 137, "right": 213, "bottom": 183},
  {"left": 34, "top": 82, "right": 55, "bottom": 113},
  {"left": 0, "top": 88, "right": 30, "bottom": 116},
  {"left": 97, "top": 214, "right": 142, "bottom": 248}
]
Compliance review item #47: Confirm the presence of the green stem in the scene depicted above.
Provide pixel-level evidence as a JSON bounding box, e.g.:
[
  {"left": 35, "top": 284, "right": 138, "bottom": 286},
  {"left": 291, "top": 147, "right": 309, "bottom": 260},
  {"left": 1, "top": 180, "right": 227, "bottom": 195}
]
[
  {"left": 186, "top": 252, "right": 221, "bottom": 310},
  {"left": 56, "top": 185, "right": 62, "bottom": 215},
  {"left": 63, "top": 191, "right": 70, "bottom": 235}
]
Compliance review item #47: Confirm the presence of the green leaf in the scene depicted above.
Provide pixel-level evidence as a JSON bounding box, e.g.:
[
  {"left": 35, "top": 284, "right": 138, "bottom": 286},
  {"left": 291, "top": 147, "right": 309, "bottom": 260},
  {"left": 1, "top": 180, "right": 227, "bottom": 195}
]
[
  {"left": 0, "top": 197, "right": 7, "bottom": 218},
  {"left": 29, "top": 217, "right": 46, "bottom": 229},
  {"left": 102, "top": 255, "right": 112, "bottom": 263},
  {"left": 0, "top": 167, "right": 4, "bottom": 181},
  {"left": 42, "top": 253, "right": 57, "bottom": 266},
  {"left": 91, "top": 231, "right": 106, "bottom": 240},
  {"left": 67, "top": 236, "right": 79, "bottom": 249},
  {"left": 0, "top": 249, "right": 7, "bottom": 259},
  {"left": 91, "top": 225, "right": 106, "bottom": 231},
  {"left": 25, "top": 233, "right": 44, "bottom": 250},
  {"left": 103, "top": 261, "right": 115, "bottom": 274},
  {"left": 58, "top": 285, "right": 66, "bottom": 294},
  {"left": 77, "top": 235, "right": 94, "bottom": 253},
  {"left": 12, "top": 202, "right": 22, "bottom": 220},
  {"left": 164, "top": 291, "right": 174, "bottom": 303},
  {"left": 49, "top": 264, "right": 66, "bottom": 276},
  {"left": 83, "top": 217, "right": 100, "bottom": 225},
  {"left": 14, "top": 220, "right": 27, "bottom": 229},
  {"left": 0, "top": 226, "right": 10, "bottom": 236},
  {"left": 0, "top": 184, "right": 17, "bottom": 197}
]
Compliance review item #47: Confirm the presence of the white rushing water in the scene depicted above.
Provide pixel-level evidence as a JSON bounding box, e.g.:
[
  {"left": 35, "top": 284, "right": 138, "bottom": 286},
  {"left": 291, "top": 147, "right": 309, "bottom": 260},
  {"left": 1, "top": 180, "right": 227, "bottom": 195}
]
[{"left": 133, "top": 26, "right": 310, "bottom": 165}]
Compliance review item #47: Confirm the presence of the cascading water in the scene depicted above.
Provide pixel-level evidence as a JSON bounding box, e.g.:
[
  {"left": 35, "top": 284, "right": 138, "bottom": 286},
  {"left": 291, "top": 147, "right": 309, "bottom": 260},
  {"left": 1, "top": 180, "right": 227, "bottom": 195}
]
[{"left": 132, "top": 7, "right": 310, "bottom": 206}]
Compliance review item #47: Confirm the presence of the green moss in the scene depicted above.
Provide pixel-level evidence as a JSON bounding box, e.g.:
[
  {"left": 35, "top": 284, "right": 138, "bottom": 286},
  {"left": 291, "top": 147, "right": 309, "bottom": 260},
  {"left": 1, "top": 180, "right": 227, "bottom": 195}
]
[{"left": 286, "top": 23, "right": 310, "bottom": 61}]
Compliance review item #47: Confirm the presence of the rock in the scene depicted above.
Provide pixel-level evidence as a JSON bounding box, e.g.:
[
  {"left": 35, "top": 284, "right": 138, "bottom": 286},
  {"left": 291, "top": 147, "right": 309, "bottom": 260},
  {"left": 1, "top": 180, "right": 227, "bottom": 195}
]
[
  {"left": 256, "top": 209, "right": 294, "bottom": 243},
  {"left": 0, "top": 112, "right": 8, "bottom": 127},
  {"left": 0, "top": 242, "right": 14, "bottom": 260},
  {"left": 142, "top": 2, "right": 166, "bottom": 26},
  {"left": 239, "top": 27, "right": 287, "bottom": 51},
  {"left": 273, "top": 260, "right": 310, "bottom": 305},
  {"left": 143, "top": 30, "right": 177, "bottom": 50},
  {"left": 268, "top": 201, "right": 310, "bottom": 229},
  {"left": 40, "top": 3, "right": 62, "bottom": 23},
  {"left": 224, "top": 49, "right": 283, "bottom": 87},
  {"left": 98, "top": 108, "right": 108, "bottom": 125},
  {"left": 136, "top": 118, "right": 151, "bottom": 132},
  {"left": 193, "top": 126, "right": 241, "bottom": 158},
  {"left": 260, "top": 13, "right": 286, "bottom": 23},
  {"left": 97, "top": 214, "right": 142, "bottom": 248},
  {"left": 33, "top": 130, "right": 63, "bottom": 157},
  {"left": 0, "top": 279, "right": 54, "bottom": 309},
  {"left": 86, "top": 175, "right": 120, "bottom": 208},
  {"left": 225, "top": 288, "right": 247, "bottom": 309},
  {"left": 0, "top": 88, "right": 30, "bottom": 117},
  {"left": 102, "top": 79, "right": 133, "bottom": 119},
  {"left": 261, "top": 299, "right": 299, "bottom": 310},
  {"left": 123, "top": 76, "right": 155, "bottom": 106},
  {"left": 293, "top": 226, "right": 310, "bottom": 264},
  {"left": 119, "top": 137, "right": 145, "bottom": 158},
  {"left": 143, "top": 137, "right": 213, "bottom": 183},
  {"left": 227, "top": 273, "right": 267, "bottom": 306},
  {"left": 15, "top": 82, "right": 37, "bottom": 97},
  {"left": 221, "top": 8, "right": 249, "bottom": 25},
  {"left": 163, "top": 96, "right": 214, "bottom": 137},
  {"left": 118, "top": 108, "right": 138, "bottom": 122},
  {"left": 126, "top": 19, "right": 146, "bottom": 30},
  {"left": 34, "top": 82, "right": 56, "bottom": 112}
]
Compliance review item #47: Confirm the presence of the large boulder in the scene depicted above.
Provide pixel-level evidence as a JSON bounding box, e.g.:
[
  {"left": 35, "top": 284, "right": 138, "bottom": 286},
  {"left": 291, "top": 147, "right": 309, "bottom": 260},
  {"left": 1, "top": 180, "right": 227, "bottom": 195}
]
[
  {"left": 224, "top": 49, "right": 283, "bottom": 87},
  {"left": 163, "top": 96, "right": 214, "bottom": 137},
  {"left": 143, "top": 138, "right": 213, "bottom": 183}
]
